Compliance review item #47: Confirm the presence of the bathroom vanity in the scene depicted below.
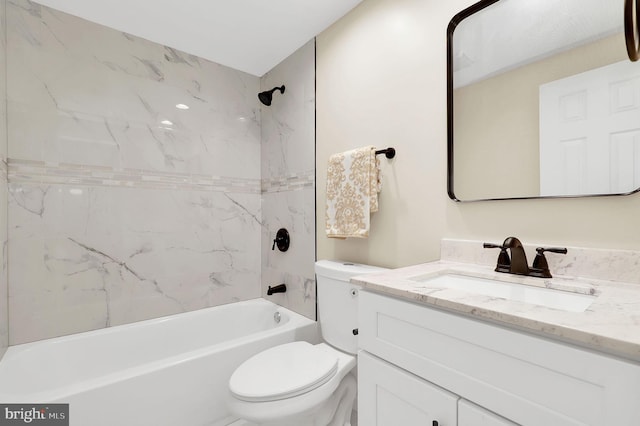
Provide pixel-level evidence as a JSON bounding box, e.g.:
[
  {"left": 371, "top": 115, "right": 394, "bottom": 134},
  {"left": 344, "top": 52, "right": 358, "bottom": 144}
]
[{"left": 353, "top": 251, "right": 640, "bottom": 426}]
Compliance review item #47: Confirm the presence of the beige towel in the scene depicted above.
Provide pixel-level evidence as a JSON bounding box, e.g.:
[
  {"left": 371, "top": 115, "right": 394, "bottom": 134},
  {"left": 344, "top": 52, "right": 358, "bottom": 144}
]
[{"left": 325, "top": 146, "right": 381, "bottom": 238}]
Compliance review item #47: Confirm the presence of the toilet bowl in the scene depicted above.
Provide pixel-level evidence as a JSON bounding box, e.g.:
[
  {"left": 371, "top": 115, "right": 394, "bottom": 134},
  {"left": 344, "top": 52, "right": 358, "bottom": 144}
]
[{"left": 226, "top": 260, "right": 387, "bottom": 426}]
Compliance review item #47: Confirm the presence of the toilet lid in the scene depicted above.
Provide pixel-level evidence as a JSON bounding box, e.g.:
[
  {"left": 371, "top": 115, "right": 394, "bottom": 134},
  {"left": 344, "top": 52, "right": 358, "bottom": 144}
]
[{"left": 229, "top": 341, "right": 338, "bottom": 402}]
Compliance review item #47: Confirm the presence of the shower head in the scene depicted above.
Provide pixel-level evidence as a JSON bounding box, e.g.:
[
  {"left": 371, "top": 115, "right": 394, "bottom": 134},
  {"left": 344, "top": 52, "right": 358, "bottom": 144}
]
[{"left": 258, "top": 85, "right": 285, "bottom": 106}]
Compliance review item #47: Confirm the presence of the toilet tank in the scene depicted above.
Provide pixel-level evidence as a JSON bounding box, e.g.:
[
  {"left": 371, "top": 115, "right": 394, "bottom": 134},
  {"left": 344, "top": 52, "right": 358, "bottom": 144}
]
[{"left": 315, "top": 260, "right": 388, "bottom": 355}]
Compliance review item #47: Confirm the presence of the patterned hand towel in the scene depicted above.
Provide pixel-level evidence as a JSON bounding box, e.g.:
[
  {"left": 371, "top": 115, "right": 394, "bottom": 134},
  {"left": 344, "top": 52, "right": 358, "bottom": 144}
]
[{"left": 325, "top": 146, "right": 381, "bottom": 238}]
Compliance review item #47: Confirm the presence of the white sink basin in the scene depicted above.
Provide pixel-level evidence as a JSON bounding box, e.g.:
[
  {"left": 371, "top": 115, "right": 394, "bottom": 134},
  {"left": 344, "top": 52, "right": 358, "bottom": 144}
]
[{"left": 413, "top": 273, "right": 595, "bottom": 313}]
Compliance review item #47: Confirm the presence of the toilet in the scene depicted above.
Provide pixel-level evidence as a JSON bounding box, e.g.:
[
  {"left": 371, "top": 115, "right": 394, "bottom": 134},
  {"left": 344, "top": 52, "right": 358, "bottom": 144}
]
[{"left": 227, "top": 260, "right": 387, "bottom": 426}]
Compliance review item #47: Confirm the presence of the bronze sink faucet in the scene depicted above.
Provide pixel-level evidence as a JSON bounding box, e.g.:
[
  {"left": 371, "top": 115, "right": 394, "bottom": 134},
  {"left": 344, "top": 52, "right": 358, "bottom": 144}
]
[{"left": 484, "top": 237, "right": 567, "bottom": 278}]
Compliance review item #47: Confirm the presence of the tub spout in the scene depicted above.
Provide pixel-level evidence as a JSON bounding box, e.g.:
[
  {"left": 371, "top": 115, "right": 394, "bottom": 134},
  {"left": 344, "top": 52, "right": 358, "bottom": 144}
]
[{"left": 267, "top": 284, "right": 287, "bottom": 295}]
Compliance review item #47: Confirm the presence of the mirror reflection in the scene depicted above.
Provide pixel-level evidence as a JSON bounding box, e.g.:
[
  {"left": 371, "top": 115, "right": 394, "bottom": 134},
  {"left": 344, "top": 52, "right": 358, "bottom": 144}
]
[{"left": 448, "top": 0, "right": 640, "bottom": 201}]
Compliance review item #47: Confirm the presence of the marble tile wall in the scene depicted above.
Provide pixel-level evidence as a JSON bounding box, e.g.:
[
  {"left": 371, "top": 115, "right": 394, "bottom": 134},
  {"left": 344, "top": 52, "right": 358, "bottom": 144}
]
[
  {"left": 0, "top": 0, "right": 8, "bottom": 358},
  {"left": 260, "top": 41, "right": 316, "bottom": 319},
  {"left": 6, "top": 0, "right": 263, "bottom": 344}
]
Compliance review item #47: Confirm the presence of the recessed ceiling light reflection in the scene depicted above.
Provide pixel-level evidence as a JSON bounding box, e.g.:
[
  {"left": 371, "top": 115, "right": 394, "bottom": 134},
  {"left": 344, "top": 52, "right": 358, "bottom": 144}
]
[
  {"left": 161, "top": 120, "right": 173, "bottom": 126},
  {"left": 176, "top": 104, "right": 190, "bottom": 110}
]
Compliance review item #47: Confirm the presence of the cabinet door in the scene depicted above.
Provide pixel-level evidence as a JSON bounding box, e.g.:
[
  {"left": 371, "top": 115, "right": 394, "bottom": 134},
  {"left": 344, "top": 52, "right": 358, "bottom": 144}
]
[
  {"left": 358, "top": 351, "right": 458, "bottom": 426},
  {"left": 459, "top": 400, "right": 518, "bottom": 426}
]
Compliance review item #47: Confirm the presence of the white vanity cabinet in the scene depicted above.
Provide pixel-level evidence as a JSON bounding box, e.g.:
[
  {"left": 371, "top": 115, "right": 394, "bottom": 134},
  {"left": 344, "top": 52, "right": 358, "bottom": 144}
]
[
  {"left": 458, "top": 400, "right": 517, "bottom": 426},
  {"left": 359, "top": 350, "right": 514, "bottom": 426},
  {"left": 358, "top": 350, "right": 457, "bottom": 425},
  {"left": 357, "top": 290, "right": 640, "bottom": 426}
]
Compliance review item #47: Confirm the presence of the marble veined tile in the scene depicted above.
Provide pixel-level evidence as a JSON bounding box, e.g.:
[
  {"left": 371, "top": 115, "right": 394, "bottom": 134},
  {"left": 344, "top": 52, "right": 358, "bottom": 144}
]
[
  {"left": 258, "top": 41, "right": 316, "bottom": 320},
  {"left": 8, "top": 0, "right": 258, "bottom": 95},
  {"left": 0, "top": 180, "right": 7, "bottom": 358},
  {"left": 7, "top": 0, "right": 260, "bottom": 178},
  {"left": 8, "top": 183, "right": 262, "bottom": 344},
  {"left": 261, "top": 40, "right": 315, "bottom": 179},
  {"left": 0, "top": 0, "right": 5, "bottom": 162},
  {"left": 0, "top": 0, "right": 7, "bottom": 359},
  {"left": 4, "top": 0, "right": 318, "bottom": 339},
  {"left": 261, "top": 188, "right": 316, "bottom": 319}
]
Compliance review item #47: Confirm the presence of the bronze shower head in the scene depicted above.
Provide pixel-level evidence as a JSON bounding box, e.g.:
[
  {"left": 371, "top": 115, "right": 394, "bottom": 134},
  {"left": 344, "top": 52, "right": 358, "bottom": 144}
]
[{"left": 258, "top": 85, "right": 285, "bottom": 106}]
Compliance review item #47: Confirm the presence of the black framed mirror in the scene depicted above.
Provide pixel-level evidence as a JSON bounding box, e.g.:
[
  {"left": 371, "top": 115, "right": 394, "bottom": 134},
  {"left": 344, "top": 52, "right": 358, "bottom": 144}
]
[{"left": 448, "top": 0, "right": 640, "bottom": 201}]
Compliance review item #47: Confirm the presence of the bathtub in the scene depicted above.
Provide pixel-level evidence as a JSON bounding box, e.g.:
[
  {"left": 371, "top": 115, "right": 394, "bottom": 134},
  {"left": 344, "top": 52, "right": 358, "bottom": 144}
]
[{"left": 0, "top": 298, "right": 318, "bottom": 426}]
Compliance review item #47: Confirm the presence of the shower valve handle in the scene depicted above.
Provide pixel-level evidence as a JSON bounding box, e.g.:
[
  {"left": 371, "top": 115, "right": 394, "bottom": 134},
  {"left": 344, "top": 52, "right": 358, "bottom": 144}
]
[{"left": 272, "top": 228, "right": 290, "bottom": 252}]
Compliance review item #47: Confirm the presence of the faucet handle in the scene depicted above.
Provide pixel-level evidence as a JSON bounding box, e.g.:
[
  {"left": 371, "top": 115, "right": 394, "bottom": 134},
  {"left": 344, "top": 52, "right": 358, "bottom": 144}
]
[
  {"left": 272, "top": 228, "right": 290, "bottom": 252},
  {"left": 531, "top": 247, "right": 567, "bottom": 278},
  {"left": 483, "top": 243, "right": 503, "bottom": 249},
  {"left": 536, "top": 247, "right": 568, "bottom": 255},
  {"left": 483, "top": 242, "right": 511, "bottom": 273}
]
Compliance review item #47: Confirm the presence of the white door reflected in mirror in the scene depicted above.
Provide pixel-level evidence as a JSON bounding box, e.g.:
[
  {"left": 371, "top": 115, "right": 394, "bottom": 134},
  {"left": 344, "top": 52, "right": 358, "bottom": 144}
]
[{"left": 540, "top": 59, "right": 640, "bottom": 196}]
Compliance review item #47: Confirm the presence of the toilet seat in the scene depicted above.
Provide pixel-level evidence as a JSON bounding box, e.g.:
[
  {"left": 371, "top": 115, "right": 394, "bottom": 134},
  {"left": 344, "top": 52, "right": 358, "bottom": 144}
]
[
  {"left": 227, "top": 343, "right": 357, "bottom": 424},
  {"left": 230, "top": 341, "right": 339, "bottom": 402}
]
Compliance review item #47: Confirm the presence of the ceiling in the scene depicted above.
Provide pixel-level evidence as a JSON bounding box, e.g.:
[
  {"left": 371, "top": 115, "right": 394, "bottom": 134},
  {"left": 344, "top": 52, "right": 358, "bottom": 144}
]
[{"left": 33, "top": 0, "right": 364, "bottom": 77}]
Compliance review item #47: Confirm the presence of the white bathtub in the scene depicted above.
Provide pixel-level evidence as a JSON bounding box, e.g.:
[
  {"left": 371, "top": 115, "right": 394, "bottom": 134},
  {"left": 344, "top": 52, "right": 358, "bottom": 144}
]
[{"left": 0, "top": 298, "right": 318, "bottom": 426}]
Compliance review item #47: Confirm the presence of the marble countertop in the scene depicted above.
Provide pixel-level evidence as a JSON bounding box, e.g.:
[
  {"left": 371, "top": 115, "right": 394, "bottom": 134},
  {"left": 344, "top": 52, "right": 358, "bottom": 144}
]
[{"left": 351, "top": 261, "right": 640, "bottom": 362}]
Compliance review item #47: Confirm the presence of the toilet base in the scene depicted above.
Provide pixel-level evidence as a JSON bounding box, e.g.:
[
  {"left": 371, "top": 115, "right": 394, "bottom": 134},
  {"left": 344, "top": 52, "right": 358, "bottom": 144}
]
[{"left": 234, "top": 373, "right": 356, "bottom": 426}]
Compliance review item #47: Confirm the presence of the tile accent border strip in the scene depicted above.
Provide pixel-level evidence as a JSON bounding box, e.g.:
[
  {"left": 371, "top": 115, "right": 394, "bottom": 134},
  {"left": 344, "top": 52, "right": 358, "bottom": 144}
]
[
  {"left": 8, "top": 159, "right": 314, "bottom": 193},
  {"left": 8, "top": 159, "right": 261, "bottom": 193},
  {"left": 262, "top": 170, "right": 315, "bottom": 193}
]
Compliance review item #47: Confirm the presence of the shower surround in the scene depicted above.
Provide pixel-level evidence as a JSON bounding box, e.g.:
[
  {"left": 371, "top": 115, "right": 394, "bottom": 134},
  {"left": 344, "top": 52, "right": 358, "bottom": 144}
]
[
  {"left": 260, "top": 42, "right": 316, "bottom": 320},
  {"left": 0, "top": 0, "right": 8, "bottom": 358},
  {"left": 4, "top": 0, "right": 315, "bottom": 345}
]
